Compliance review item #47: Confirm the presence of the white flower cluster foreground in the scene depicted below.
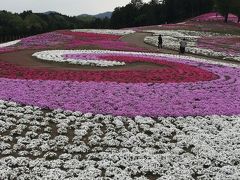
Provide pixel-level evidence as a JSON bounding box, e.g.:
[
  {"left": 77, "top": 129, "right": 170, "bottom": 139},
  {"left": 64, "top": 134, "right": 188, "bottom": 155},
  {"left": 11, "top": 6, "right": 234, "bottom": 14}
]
[
  {"left": 144, "top": 30, "right": 240, "bottom": 62},
  {"left": 32, "top": 50, "right": 126, "bottom": 67},
  {"left": 0, "top": 40, "right": 21, "bottom": 48},
  {"left": 33, "top": 50, "right": 240, "bottom": 68},
  {"left": 71, "top": 29, "right": 135, "bottom": 35},
  {"left": 0, "top": 99, "right": 240, "bottom": 179}
]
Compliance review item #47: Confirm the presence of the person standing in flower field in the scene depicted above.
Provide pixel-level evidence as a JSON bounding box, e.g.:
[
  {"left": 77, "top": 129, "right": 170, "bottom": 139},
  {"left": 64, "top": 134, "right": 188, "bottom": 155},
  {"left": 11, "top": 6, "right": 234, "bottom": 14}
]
[
  {"left": 158, "top": 34, "right": 163, "bottom": 49},
  {"left": 179, "top": 38, "right": 187, "bottom": 54}
]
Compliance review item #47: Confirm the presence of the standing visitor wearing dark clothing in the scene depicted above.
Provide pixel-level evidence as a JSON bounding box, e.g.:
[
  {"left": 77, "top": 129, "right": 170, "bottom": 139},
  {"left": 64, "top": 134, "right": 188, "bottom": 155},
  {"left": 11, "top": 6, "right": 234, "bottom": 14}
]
[
  {"left": 179, "top": 38, "right": 187, "bottom": 54},
  {"left": 158, "top": 34, "right": 163, "bottom": 49}
]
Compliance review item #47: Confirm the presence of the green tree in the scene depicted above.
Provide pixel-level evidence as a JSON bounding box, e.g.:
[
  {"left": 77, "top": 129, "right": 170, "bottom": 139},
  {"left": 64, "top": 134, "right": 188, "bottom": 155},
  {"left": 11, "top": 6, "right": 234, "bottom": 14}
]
[
  {"left": 231, "top": 0, "right": 240, "bottom": 22},
  {"left": 110, "top": 4, "right": 139, "bottom": 28},
  {"left": 214, "top": 0, "right": 231, "bottom": 22},
  {"left": 131, "top": 0, "right": 143, "bottom": 8}
]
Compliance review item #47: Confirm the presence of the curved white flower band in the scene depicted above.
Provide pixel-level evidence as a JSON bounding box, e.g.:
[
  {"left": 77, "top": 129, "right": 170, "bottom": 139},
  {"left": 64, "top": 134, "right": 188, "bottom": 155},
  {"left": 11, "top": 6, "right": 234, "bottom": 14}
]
[
  {"left": 0, "top": 40, "right": 21, "bottom": 48},
  {"left": 32, "top": 50, "right": 239, "bottom": 68},
  {"left": 32, "top": 50, "right": 126, "bottom": 67}
]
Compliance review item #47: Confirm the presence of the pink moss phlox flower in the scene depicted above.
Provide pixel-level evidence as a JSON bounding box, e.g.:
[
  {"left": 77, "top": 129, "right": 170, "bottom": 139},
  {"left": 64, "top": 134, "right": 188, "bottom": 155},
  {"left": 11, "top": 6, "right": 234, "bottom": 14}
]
[{"left": 0, "top": 53, "right": 239, "bottom": 117}]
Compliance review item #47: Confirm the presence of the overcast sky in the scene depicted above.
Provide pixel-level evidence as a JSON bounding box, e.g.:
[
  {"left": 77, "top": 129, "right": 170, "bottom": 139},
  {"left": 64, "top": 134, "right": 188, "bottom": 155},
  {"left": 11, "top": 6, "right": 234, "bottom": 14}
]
[{"left": 0, "top": 0, "right": 150, "bottom": 16}]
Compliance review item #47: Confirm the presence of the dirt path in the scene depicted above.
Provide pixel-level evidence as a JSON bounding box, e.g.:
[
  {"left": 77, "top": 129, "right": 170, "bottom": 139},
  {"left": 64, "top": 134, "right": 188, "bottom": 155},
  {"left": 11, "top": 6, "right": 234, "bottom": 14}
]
[
  {"left": 121, "top": 32, "right": 240, "bottom": 66},
  {"left": 121, "top": 32, "right": 177, "bottom": 54}
]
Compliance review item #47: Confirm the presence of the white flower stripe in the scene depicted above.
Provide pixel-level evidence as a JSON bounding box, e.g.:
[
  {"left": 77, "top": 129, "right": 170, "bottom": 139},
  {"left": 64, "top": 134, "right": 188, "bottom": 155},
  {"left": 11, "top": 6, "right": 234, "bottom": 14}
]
[
  {"left": 71, "top": 29, "right": 135, "bottom": 35},
  {"left": 32, "top": 50, "right": 126, "bottom": 67},
  {"left": 0, "top": 40, "right": 21, "bottom": 48},
  {"left": 0, "top": 99, "right": 240, "bottom": 179}
]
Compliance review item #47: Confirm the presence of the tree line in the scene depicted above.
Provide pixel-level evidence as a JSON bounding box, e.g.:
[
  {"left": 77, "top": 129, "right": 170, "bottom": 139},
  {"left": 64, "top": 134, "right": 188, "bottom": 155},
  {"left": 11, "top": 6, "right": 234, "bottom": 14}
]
[
  {"left": 110, "top": 0, "right": 215, "bottom": 28},
  {"left": 110, "top": 0, "right": 240, "bottom": 29},
  {"left": 0, "top": 10, "right": 110, "bottom": 42}
]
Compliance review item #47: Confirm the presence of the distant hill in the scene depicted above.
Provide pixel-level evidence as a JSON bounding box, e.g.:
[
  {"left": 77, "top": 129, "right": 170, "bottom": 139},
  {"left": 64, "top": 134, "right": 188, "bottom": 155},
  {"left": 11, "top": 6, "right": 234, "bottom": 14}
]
[
  {"left": 42, "top": 11, "right": 112, "bottom": 22},
  {"left": 44, "top": 11, "right": 59, "bottom": 15},
  {"left": 77, "top": 11, "right": 112, "bottom": 22},
  {"left": 95, "top": 12, "right": 112, "bottom": 19}
]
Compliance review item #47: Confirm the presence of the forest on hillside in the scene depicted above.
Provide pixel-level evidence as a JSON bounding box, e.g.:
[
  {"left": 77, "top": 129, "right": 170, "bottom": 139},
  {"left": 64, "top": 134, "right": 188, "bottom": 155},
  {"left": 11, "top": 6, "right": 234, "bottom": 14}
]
[
  {"left": 0, "top": 10, "right": 110, "bottom": 42},
  {"left": 111, "top": 0, "right": 214, "bottom": 28},
  {"left": 111, "top": 0, "right": 240, "bottom": 28}
]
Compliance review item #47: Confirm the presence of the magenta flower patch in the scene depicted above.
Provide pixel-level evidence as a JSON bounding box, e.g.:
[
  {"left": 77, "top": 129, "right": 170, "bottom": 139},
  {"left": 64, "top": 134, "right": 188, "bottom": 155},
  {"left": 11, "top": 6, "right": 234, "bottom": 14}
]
[{"left": 0, "top": 30, "right": 144, "bottom": 52}]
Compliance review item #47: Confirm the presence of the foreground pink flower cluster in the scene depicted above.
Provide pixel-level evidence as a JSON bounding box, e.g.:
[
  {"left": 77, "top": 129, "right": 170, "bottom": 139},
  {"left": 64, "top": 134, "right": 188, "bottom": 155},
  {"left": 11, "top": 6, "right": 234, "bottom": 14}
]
[{"left": 1, "top": 18, "right": 240, "bottom": 180}]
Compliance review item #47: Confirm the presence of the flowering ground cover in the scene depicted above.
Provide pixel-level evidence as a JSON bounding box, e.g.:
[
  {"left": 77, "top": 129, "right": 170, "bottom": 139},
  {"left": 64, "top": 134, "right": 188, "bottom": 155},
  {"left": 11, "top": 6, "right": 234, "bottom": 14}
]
[
  {"left": 0, "top": 51, "right": 239, "bottom": 117},
  {"left": 0, "top": 24, "right": 240, "bottom": 179}
]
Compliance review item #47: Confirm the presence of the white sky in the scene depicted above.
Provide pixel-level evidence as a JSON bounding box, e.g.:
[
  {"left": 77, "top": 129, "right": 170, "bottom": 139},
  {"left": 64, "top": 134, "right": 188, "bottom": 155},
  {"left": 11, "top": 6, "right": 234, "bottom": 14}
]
[{"left": 0, "top": 0, "right": 150, "bottom": 16}]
